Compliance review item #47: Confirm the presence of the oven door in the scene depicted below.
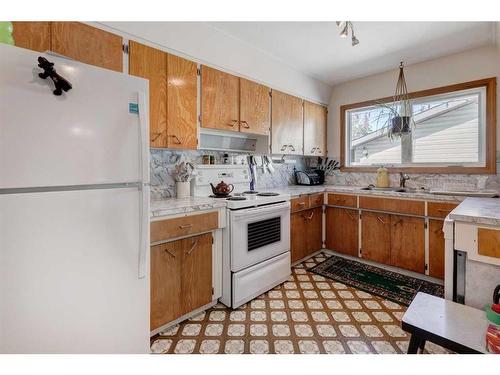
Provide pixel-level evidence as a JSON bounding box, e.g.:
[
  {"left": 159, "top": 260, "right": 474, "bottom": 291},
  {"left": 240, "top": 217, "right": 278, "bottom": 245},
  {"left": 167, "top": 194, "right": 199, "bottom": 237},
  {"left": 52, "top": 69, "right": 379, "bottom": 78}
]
[{"left": 229, "top": 201, "right": 290, "bottom": 272}]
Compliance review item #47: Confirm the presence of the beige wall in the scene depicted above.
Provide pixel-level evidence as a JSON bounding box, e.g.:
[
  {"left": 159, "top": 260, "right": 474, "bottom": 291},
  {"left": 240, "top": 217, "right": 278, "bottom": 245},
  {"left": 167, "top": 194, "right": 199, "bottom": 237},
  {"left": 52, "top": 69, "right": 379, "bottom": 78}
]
[{"left": 327, "top": 45, "right": 500, "bottom": 161}]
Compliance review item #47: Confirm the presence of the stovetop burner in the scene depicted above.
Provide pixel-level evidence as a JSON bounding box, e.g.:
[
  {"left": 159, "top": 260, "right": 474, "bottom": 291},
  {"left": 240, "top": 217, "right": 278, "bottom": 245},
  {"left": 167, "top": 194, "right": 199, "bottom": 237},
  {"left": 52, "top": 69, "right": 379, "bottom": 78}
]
[
  {"left": 209, "top": 194, "right": 232, "bottom": 199},
  {"left": 257, "top": 192, "right": 279, "bottom": 196},
  {"left": 226, "top": 196, "right": 247, "bottom": 201},
  {"left": 243, "top": 190, "right": 259, "bottom": 194}
]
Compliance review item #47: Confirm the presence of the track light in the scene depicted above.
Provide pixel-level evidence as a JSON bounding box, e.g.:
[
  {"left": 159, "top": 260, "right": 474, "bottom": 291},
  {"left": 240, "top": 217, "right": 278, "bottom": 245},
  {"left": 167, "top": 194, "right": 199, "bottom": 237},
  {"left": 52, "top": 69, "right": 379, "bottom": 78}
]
[
  {"left": 336, "top": 21, "right": 359, "bottom": 46},
  {"left": 351, "top": 34, "right": 359, "bottom": 46},
  {"left": 340, "top": 24, "right": 349, "bottom": 38}
]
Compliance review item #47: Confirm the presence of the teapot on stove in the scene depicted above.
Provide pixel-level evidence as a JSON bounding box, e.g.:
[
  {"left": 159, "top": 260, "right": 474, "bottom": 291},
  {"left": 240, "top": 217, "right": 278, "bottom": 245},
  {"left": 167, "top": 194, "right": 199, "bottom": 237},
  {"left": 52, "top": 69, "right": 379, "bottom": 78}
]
[{"left": 210, "top": 181, "right": 234, "bottom": 196}]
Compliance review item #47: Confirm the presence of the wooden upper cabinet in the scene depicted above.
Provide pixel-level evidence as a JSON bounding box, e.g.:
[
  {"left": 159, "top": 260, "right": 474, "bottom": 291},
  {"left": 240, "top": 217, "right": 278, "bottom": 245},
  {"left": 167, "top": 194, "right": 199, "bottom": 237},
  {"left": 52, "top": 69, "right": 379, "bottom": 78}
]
[
  {"left": 361, "top": 211, "right": 391, "bottom": 264},
  {"left": 51, "top": 22, "right": 123, "bottom": 72},
  {"left": 390, "top": 215, "right": 425, "bottom": 273},
  {"left": 271, "top": 90, "right": 303, "bottom": 155},
  {"left": 129, "top": 41, "right": 167, "bottom": 148},
  {"left": 201, "top": 65, "right": 239, "bottom": 132},
  {"left": 12, "top": 22, "right": 51, "bottom": 52},
  {"left": 304, "top": 101, "right": 327, "bottom": 156},
  {"left": 240, "top": 78, "right": 270, "bottom": 135},
  {"left": 167, "top": 54, "right": 198, "bottom": 149}
]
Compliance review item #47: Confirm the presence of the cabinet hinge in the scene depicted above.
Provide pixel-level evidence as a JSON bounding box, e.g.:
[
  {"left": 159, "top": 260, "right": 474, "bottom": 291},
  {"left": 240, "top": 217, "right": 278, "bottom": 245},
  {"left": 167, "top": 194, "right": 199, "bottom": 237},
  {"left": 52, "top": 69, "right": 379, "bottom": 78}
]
[
  {"left": 211, "top": 287, "right": 214, "bottom": 296},
  {"left": 211, "top": 235, "right": 214, "bottom": 244},
  {"left": 269, "top": 91, "right": 272, "bottom": 97},
  {"left": 322, "top": 240, "right": 326, "bottom": 247},
  {"left": 424, "top": 222, "right": 428, "bottom": 229},
  {"left": 122, "top": 43, "right": 129, "bottom": 54},
  {"left": 197, "top": 68, "right": 201, "bottom": 76},
  {"left": 198, "top": 114, "right": 202, "bottom": 124},
  {"left": 359, "top": 248, "right": 362, "bottom": 255},
  {"left": 424, "top": 264, "right": 428, "bottom": 271}
]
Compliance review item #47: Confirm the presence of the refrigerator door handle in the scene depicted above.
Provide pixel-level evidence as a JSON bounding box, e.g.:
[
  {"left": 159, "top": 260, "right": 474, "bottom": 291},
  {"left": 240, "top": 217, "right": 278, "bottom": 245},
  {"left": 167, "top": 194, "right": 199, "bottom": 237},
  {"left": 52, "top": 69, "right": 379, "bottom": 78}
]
[{"left": 137, "top": 91, "right": 149, "bottom": 279}]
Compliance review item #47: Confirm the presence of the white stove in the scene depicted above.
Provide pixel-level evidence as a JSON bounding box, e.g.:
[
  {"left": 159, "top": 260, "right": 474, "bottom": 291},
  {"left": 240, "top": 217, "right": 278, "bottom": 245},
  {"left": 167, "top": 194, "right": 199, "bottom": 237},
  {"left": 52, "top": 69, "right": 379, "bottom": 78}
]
[
  {"left": 192, "top": 164, "right": 291, "bottom": 308},
  {"left": 192, "top": 164, "right": 290, "bottom": 209}
]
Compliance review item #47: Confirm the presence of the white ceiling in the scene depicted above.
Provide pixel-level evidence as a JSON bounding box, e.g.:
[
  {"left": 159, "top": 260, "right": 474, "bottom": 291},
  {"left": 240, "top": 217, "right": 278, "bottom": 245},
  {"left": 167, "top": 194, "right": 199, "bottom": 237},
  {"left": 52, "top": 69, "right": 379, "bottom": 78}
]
[{"left": 206, "top": 22, "right": 496, "bottom": 86}]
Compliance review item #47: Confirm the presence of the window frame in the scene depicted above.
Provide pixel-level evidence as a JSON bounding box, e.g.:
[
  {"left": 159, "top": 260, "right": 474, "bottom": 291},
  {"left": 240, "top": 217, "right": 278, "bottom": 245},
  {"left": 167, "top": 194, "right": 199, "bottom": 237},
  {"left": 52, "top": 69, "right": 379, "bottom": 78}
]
[{"left": 340, "top": 77, "right": 497, "bottom": 174}]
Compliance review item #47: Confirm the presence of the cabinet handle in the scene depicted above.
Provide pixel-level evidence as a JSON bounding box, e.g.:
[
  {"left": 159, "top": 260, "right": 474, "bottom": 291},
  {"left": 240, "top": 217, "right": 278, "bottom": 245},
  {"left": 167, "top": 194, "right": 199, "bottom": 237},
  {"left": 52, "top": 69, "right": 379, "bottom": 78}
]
[
  {"left": 437, "top": 209, "right": 451, "bottom": 213},
  {"left": 297, "top": 202, "right": 306, "bottom": 206},
  {"left": 171, "top": 134, "right": 182, "bottom": 144},
  {"left": 377, "top": 216, "right": 386, "bottom": 224},
  {"left": 344, "top": 209, "right": 355, "bottom": 220},
  {"left": 303, "top": 211, "right": 314, "bottom": 220},
  {"left": 241, "top": 120, "right": 250, "bottom": 128},
  {"left": 310, "top": 147, "right": 317, "bottom": 153},
  {"left": 179, "top": 223, "right": 193, "bottom": 229},
  {"left": 151, "top": 131, "right": 164, "bottom": 142},
  {"left": 288, "top": 144, "right": 296, "bottom": 152},
  {"left": 281, "top": 144, "right": 288, "bottom": 151},
  {"left": 164, "top": 248, "right": 176, "bottom": 258},
  {"left": 316, "top": 147, "right": 321, "bottom": 154},
  {"left": 187, "top": 239, "right": 199, "bottom": 255},
  {"left": 227, "top": 119, "right": 238, "bottom": 127}
]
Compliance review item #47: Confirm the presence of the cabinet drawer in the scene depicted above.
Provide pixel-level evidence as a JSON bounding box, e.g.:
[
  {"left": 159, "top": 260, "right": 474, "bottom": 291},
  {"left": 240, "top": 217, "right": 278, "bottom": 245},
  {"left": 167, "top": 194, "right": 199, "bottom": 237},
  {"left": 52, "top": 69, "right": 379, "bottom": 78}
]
[
  {"left": 359, "top": 196, "right": 424, "bottom": 216},
  {"left": 327, "top": 193, "right": 357, "bottom": 208},
  {"left": 309, "top": 193, "right": 324, "bottom": 208},
  {"left": 427, "top": 201, "right": 458, "bottom": 219},
  {"left": 151, "top": 211, "right": 218, "bottom": 243},
  {"left": 291, "top": 196, "right": 310, "bottom": 212}
]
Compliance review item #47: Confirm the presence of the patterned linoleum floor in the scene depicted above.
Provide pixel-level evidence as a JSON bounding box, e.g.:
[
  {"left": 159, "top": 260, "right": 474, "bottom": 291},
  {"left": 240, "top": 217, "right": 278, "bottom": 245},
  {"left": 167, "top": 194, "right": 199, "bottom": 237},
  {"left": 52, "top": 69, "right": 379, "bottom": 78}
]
[{"left": 150, "top": 252, "right": 448, "bottom": 354}]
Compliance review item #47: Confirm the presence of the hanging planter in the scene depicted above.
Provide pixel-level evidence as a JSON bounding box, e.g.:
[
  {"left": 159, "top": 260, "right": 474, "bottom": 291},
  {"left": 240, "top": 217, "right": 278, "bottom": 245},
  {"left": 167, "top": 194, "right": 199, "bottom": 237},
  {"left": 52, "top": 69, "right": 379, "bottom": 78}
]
[{"left": 376, "top": 61, "right": 414, "bottom": 140}]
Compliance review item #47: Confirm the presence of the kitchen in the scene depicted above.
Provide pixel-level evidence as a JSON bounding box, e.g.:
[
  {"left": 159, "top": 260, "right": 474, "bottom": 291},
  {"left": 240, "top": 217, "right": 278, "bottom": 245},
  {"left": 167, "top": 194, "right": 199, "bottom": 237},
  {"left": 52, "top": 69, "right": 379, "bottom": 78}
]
[{"left": 1, "top": 4, "right": 500, "bottom": 371}]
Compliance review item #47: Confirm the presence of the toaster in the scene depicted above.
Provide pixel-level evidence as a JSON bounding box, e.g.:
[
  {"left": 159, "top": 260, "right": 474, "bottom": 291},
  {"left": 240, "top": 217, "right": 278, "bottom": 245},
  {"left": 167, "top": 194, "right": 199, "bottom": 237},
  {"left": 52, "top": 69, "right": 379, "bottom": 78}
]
[{"left": 294, "top": 169, "right": 324, "bottom": 186}]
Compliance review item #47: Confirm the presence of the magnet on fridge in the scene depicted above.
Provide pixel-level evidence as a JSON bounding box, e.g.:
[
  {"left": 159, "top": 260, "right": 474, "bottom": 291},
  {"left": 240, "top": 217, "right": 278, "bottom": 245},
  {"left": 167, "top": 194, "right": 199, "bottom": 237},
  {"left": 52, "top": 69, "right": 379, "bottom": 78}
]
[{"left": 129, "top": 103, "right": 139, "bottom": 114}]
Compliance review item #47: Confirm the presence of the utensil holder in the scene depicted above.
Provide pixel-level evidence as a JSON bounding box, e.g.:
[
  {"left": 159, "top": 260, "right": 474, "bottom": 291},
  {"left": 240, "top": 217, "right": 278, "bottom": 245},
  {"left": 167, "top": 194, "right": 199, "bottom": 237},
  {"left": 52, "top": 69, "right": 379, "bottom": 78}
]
[{"left": 176, "top": 181, "right": 190, "bottom": 199}]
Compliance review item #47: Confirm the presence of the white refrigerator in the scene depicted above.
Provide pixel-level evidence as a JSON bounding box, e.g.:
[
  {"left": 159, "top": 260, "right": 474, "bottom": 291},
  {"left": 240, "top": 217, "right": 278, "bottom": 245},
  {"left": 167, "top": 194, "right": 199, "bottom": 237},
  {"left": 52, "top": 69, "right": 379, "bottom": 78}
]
[{"left": 0, "top": 44, "right": 150, "bottom": 353}]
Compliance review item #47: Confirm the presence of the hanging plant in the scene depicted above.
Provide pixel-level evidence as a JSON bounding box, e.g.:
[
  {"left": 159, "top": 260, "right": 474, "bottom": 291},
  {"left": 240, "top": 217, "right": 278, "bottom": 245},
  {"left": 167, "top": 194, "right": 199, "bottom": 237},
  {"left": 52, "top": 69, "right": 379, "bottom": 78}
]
[{"left": 375, "top": 61, "right": 414, "bottom": 140}]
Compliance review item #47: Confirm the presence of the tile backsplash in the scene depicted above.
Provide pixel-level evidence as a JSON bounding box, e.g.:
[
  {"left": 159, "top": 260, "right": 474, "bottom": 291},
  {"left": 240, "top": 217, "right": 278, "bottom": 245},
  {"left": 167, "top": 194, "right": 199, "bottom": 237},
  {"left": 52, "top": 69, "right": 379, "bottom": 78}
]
[
  {"left": 150, "top": 149, "right": 500, "bottom": 199},
  {"left": 150, "top": 149, "right": 305, "bottom": 199}
]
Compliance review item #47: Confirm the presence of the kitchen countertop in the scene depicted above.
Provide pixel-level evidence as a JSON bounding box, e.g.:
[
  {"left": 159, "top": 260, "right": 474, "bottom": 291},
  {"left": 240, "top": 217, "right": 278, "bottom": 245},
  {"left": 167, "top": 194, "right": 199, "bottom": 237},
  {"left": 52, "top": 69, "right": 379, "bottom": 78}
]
[
  {"left": 151, "top": 184, "right": 470, "bottom": 219},
  {"left": 150, "top": 197, "right": 227, "bottom": 219},
  {"left": 449, "top": 197, "right": 500, "bottom": 226}
]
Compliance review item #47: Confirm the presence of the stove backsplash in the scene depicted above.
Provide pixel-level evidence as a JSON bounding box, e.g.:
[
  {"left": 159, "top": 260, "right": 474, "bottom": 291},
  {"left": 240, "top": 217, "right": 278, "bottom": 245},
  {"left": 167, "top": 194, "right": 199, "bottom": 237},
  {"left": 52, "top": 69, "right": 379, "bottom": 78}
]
[
  {"left": 150, "top": 149, "right": 306, "bottom": 199},
  {"left": 324, "top": 166, "right": 500, "bottom": 192},
  {"left": 150, "top": 149, "right": 500, "bottom": 199}
]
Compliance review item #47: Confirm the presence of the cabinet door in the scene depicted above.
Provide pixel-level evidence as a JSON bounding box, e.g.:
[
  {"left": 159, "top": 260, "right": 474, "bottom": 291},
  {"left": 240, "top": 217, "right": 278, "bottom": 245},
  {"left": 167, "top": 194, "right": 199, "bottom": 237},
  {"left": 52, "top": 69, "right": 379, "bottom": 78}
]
[
  {"left": 11, "top": 21, "right": 51, "bottom": 52},
  {"left": 326, "top": 207, "right": 358, "bottom": 257},
  {"left": 181, "top": 233, "right": 213, "bottom": 315},
  {"left": 304, "top": 101, "right": 327, "bottom": 156},
  {"left": 201, "top": 65, "right": 239, "bottom": 132},
  {"left": 51, "top": 22, "right": 123, "bottom": 72},
  {"left": 428, "top": 219, "right": 445, "bottom": 279},
  {"left": 240, "top": 78, "right": 270, "bottom": 135},
  {"left": 271, "top": 90, "right": 303, "bottom": 155},
  {"left": 150, "top": 240, "right": 182, "bottom": 331},
  {"left": 291, "top": 212, "right": 308, "bottom": 263},
  {"left": 390, "top": 215, "right": 425, "bottom": 273},
  {"left": 306, "top": 207, "right": 323, "bottom": 256},
  {"left": 167, "top": 53, "right": 198, "bottom": 149},
  {"left": 129, "top": 41, "right": 167, "bottom": 148},
  {"left": 361, "top": 211, "right": 391, "bottom": 264}
]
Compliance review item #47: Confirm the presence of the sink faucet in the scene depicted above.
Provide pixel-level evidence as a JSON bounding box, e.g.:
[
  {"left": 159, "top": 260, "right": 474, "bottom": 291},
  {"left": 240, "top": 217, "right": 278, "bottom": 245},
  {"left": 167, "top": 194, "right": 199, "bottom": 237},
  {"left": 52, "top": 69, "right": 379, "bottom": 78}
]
[{"left": 399, "top": 172, "right": 410, "bottom": 188}]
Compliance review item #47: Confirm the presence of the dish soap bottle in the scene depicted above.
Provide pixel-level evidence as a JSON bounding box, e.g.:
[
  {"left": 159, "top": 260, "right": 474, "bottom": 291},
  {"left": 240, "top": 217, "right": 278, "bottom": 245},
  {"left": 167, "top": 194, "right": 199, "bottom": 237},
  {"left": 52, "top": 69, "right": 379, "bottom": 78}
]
[{"left": 376, "top": 166, "right": 390, "bottom": 188}]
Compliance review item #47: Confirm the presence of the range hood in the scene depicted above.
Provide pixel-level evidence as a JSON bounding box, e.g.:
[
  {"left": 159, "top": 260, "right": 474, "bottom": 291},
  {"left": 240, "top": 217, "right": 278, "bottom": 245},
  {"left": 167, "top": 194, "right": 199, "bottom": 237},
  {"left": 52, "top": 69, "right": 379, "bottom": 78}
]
[{"left": 199, "top": 128, "right": 270, "bottom": 154}]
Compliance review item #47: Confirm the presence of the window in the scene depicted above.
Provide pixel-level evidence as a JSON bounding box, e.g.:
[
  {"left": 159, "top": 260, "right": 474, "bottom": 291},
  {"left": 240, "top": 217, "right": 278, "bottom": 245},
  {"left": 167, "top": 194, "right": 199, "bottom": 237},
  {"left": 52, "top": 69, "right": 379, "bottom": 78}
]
[{"left": 341, "top": 78, "right": 496, "bottom": 174}]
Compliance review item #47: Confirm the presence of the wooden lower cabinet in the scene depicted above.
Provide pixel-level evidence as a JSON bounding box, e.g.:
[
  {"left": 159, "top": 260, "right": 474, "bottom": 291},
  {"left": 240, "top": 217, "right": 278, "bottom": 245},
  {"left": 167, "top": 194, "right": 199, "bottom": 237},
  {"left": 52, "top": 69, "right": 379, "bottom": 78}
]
[
  {"left": 361, "top": 211, "right": 391, "bottom": 264},
  {"left": 326, "top": 207, "right": 358, "bottom": 257},
  {"left": 291, "top": 207, "right": 322, "bottom": 263},
  {"left": 12, "top": 21, "right": 51, "bottom": 52},
  {"left": 390, "top": 215, "right": 425, "bottom": 273},
  {"left": 150, "top": 232, "right": 213, "bottom": 331},
  {"left": 428, "top": 219, "right": 445, "bottom": 279}
]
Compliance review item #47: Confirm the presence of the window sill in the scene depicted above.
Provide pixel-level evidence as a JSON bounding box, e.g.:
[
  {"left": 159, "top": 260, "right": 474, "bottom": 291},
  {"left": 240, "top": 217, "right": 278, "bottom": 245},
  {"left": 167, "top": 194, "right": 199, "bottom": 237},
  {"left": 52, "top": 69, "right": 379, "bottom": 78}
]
[{"left": 340, "top": 165, "right": 496, "bottom": 175}]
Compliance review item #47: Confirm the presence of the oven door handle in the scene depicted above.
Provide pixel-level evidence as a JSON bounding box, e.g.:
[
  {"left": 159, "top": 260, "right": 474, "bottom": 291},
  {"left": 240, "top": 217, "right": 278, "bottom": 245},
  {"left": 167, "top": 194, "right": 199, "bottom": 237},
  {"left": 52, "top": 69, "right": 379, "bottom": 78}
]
[{"left": 231, "top": 201, "right": 291, "bottom": 219}]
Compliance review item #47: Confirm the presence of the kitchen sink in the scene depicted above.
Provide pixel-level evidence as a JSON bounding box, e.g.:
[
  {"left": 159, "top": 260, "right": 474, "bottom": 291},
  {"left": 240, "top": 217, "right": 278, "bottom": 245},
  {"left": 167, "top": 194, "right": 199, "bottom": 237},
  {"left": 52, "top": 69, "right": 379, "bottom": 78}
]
[{"left": 359, "top": 186, "right": 418, "bottom": 193}]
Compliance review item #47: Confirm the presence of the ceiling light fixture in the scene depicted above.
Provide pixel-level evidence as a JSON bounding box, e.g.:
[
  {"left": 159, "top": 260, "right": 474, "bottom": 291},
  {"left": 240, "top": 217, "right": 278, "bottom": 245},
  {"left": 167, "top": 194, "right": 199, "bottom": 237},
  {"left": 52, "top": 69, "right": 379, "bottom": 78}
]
[{"left": 336, "top": 21, "right": 359, "bottom": 46}]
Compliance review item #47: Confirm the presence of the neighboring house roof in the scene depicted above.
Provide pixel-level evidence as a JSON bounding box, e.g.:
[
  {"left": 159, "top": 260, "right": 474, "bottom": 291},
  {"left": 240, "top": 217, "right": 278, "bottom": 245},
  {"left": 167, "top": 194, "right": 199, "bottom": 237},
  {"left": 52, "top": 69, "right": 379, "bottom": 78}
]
[{"left": 351, "top": 98, "right": 477, "bottom": 148}]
